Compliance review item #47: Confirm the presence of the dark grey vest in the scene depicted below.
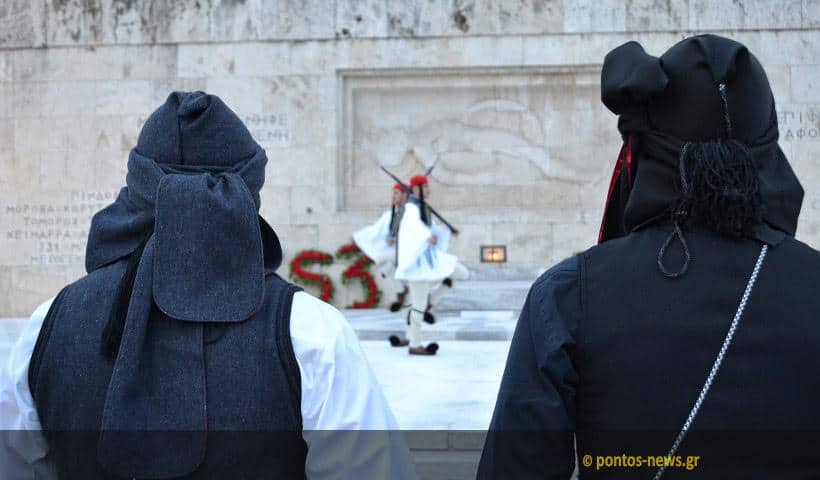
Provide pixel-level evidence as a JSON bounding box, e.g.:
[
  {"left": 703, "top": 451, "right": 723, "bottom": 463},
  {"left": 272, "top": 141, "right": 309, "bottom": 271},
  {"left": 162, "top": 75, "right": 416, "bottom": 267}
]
[
  {"left": 577, "top": 225, "right": 820, "bottom": 479},
  {"left": 28, "top": 260, "right": 307, "bottom": 479}
]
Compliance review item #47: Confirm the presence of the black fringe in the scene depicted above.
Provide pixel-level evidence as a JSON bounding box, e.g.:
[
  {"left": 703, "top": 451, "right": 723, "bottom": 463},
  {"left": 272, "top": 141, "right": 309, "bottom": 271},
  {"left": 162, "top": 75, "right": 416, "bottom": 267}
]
[{"left": 675, "top": 139, "right": 762, "bottom": 238}]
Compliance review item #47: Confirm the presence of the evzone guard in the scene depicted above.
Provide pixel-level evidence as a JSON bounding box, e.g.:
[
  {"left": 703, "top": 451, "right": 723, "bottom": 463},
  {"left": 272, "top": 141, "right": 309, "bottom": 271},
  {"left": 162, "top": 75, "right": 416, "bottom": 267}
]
[
  {"left": 387, "top": 172, "right": 468, "bottom": 355},
  {"left": 352, "top": 183, "right": 410, "bottom": 312}
]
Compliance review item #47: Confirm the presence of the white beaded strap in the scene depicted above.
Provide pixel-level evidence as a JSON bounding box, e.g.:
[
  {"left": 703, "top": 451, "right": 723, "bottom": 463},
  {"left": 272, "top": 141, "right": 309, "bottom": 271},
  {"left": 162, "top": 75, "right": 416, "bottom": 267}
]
[{"left": 654, "top": 244, "right": 768, "bottom": 480}]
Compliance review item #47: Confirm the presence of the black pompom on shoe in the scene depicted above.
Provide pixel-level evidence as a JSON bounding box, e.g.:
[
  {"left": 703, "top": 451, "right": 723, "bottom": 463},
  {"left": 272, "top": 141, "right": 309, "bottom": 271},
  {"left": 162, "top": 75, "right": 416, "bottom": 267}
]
[
  {"left": 425, "top": 342, "right": 439, "bottom": 354},
  {"left": 389, "top": 335, "right": 409, "bottom": 347},
  {"left": 389, "top": 288, "right": 409, "bottom": 312},
  {"left": 442, "top": 278, "right": 453, "bottom": 287}
]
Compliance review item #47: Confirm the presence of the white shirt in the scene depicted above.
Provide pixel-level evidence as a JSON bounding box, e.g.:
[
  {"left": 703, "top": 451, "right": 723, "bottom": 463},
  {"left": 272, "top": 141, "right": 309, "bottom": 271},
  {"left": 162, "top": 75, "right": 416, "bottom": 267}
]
[{"left": 0, "top": 292, "right": 417, "bottom": 479}]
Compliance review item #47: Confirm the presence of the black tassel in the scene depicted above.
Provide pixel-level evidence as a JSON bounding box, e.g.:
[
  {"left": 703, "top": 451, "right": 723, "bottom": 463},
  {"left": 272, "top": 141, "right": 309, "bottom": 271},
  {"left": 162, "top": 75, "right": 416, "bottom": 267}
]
[
  {"left": 418, "top": 189, "right": 429, "bottom": 225},
  {"left": 658, "top": 138, "right": 762, "bottom": 278},
  {"left": 101, "top": 235, "right": 151, "bottom": 360},
  {"left": 657, "top": 83, "right": 760, "bottom": 278},
  {"left": 390, "top": 204, "right": 396, "bottom": 229},
  {"left": 686, "top": 139, "right": 762, "bottom": 237}
]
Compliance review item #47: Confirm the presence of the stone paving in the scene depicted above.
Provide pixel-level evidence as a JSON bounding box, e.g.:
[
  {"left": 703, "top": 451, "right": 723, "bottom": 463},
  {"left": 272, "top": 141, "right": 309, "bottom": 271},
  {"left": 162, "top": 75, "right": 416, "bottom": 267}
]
[
  {"left": 434, "top": 280, "right": 531, "bottom": 314},
  {"left": 346, "top": 308, "right": 516, "bottom": 342},
  {"left": 362, "top": 339, "right": 510, "bottom": 430}
]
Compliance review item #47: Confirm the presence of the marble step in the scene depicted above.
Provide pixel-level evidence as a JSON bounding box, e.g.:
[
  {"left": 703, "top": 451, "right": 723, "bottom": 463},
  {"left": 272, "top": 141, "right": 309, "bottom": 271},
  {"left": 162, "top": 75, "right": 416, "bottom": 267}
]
[
  {"left": 344, "top": 309, "right": 517, "bottom": 342},
  {"left": 465, "top": 266, "right": 542, "bottom": 282},
  {"left": 435, "top": 280, "right": 531, "bottom": 313}
]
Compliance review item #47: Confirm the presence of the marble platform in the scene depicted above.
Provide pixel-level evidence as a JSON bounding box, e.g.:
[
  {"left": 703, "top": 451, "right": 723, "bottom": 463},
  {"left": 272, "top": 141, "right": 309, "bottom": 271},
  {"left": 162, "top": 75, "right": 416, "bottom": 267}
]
[
  {"left": 345, "top": 308, "right": 517, "bottom": 342},
  {"left": 363, "top": 339, "right": 510, "bottom": 430},
  {"left": 435, "top": 280, "right": 531, "bottom": 313}
]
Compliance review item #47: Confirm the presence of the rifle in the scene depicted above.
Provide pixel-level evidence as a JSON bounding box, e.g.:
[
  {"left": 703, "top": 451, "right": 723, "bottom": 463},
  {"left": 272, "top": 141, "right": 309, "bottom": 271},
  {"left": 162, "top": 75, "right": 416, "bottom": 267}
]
[{"left": 380, "top": 166, "right": 459, "bottom": 235}]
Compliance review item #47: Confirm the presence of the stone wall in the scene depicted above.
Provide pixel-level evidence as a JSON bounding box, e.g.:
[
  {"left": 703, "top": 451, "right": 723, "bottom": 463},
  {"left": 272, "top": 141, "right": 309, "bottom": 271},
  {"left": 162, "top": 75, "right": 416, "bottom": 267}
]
[{"left": 1, "top": 1, "right": 819, "bottom": 315}]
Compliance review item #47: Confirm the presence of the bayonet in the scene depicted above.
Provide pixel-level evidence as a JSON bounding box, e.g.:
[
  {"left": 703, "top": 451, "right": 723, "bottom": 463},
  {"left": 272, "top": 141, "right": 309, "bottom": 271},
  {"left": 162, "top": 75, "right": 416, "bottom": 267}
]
[
  {"left": 379, "top": 166, "right": 459, "bottom": 234},
  {"left": 425, "top": 158, "right": 440, "bottom": 176}
]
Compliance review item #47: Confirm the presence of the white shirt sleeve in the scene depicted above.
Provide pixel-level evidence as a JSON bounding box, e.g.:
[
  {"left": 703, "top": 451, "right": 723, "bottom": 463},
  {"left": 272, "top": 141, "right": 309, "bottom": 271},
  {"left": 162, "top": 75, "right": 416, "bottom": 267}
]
[
  {"left": 0, "top": 298, "right": 57, "bottom": 480},
  {"left": 290, "top": 292, "right": 417, "bottom": 479},
  {"left": 0, "top": 293, "right": 416, "bottom": 480}
]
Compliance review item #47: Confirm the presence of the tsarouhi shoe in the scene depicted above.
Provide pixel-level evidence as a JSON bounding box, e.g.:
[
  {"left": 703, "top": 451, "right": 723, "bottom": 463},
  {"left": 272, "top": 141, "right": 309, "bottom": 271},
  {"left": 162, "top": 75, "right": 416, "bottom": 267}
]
[
  {"left": 409, "top": 343, "right": 439, "bottom": 356},
  {"left": 389, "top": 335, "right": 410, "bottom": 347}
]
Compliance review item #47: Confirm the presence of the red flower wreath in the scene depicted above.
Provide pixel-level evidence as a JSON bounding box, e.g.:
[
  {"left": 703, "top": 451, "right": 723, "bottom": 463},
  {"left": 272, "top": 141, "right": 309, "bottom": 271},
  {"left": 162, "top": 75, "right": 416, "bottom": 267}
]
[
  {"left": 289, "top": 250, "right": 334, "bottom": 302},
  {"left": 336, "top": 243, "right": 382, "bottom": 309}
]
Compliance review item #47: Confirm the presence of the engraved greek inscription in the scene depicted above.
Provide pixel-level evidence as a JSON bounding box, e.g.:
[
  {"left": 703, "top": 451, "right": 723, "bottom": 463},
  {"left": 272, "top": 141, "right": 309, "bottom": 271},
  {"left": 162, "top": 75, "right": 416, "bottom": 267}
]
[
  {"left": 243, "top": 113, "right": 291, "bottom": 147},
  {"left": 778, "top": 107, "right": 820, "bottom": 141},
  {"left": 1, "top": 191, "right": 116, "bottom": 266}
]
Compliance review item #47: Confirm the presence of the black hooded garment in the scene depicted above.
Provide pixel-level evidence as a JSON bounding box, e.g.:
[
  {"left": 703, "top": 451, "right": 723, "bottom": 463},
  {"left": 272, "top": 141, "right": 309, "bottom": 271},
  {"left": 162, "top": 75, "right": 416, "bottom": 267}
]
[
  {"left": 478, "top": 35, "right": 820, "bottom": 479},
  {"left": 27, "top": 92, "right": 307, "bottom": 479}
]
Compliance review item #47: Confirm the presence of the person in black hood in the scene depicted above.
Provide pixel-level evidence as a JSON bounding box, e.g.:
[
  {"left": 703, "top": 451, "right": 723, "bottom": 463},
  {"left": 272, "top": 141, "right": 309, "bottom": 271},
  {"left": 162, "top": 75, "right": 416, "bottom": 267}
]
[
  {"left": 0, "top": 91, "right": 416, "bottom": 479},
  {"left": 478, "top": 35, "right": 820, "bottom": 479}
]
